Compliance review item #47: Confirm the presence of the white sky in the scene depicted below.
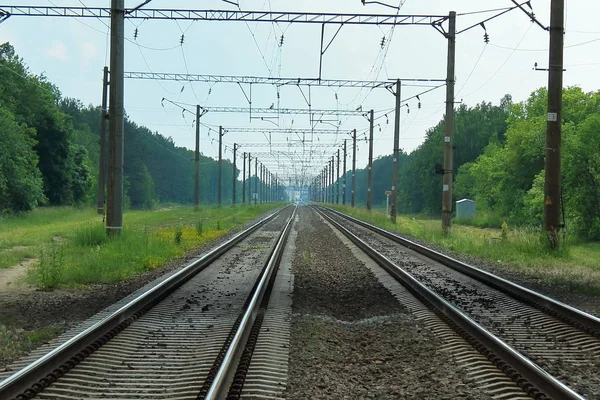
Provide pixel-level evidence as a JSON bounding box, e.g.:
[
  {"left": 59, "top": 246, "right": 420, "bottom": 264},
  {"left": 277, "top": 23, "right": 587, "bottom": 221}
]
[{"left": 1, "top": 0, "right": 599, "bottom": 184}]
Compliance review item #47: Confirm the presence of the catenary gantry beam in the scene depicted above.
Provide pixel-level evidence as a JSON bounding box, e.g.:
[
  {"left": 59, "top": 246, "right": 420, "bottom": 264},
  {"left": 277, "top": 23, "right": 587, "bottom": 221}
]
[
  {"left": 200, "top": 106, "right": 364, "bottom": 116},
  {"left": 222, "top": 128, "right": 352, "bottom": 135},
  {"left": 237, "top": 142, "right": 342, "bottom": 148},
  {"left": 0, "top": 6, "right": 447, "bottom": 26},
  {"left": 125, "top": 72, "right": 445, "bottom": 88}
]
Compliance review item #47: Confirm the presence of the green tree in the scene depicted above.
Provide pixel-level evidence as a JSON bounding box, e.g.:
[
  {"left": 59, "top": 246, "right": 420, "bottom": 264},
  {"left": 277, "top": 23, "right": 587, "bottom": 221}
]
[{"left": 0, "top": 108, "right": 45, "bottom": 212}]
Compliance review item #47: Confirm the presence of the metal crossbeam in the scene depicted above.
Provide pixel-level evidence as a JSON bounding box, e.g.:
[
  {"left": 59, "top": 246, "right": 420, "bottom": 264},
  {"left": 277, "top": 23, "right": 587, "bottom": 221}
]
[
  {"left": 238, "top": 142, "right": 342, "bottom": 148},
  {"left": 201, "top": 106, "right": 364, "bottom": 116},
  {"left": 125, "top": 72, "right": 445, "bottom": 88},
  {"left": 0, "top": 6, "right": 447, "bottom": 26},
  {"left": 224, "top": 128, "right": 351, "bottom": 135}
]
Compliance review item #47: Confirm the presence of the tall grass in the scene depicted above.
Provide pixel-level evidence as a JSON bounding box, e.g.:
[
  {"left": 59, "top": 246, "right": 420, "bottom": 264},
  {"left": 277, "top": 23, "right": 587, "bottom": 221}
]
[
  {"left": 22, "top": 204, "right": 282, "bottom": 288},
  {"left": 327, "top": 204, "right": 600, "bottom": 295}
]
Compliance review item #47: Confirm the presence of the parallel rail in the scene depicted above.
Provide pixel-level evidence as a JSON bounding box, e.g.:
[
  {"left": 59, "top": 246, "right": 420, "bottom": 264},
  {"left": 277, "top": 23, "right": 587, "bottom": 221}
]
[
  {"left": 321, "top": 206, "right": 600, "bottom": 337},
  {"left": 315, "top": 206, "right": 586, "bottom": 400},
  {"left": 204, "top": 206, "right": 296, "bottom": 399},
  {"left": 0, "top": 207, "right": 288, "bottom": 400}
]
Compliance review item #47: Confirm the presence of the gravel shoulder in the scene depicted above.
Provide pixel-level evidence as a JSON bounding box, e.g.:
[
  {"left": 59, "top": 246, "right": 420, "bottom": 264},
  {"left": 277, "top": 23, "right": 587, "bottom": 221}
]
[
  {"left": 285, "top": 207, "right": 490, "bottom": 399},
  {"left": 0, "top": 208, "right": 282, "bottom": 372},
  {"left": 389, "top": 228, "right": 600, "bottom": 317}
]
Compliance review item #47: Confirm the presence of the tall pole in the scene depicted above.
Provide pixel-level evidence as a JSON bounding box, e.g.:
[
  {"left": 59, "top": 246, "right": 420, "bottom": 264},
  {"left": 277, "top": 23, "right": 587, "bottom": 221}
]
[
  {"left": 242, "top": 152, "right": 246, "bottom": 204},
  {"left": 232, "top": 144, "right": 238, "bottom": 205},
  {"left": 442, "top": 11, "right": 456, "bottom": 233},
  {"left": 367, "top": 109, "right": 374, "bottom": 211},
  {"left": 254, "top": 158, "right": 258, "bottom": 205},
  {"left": 391, "top": 79, "right": 401, "bottom": 223},
  {"left": 270, "top": 173, "right": 273, "bottom": 202},
  {"left": 194, "top": 105, "right": 201, "bottom": 210},
  {"left": 218, "top": 126, "right": 223, "bottom": 206},
  {"left": 336, "top": 149, "right": 340, "bottom": 204},
  {"left": 544, "top": 0, "right": 564, "bottom": 249},
  {"left": 248, "top": 153, "right": 252, "bottom": 203},
  {"left": 352, "top": 129, "right": 357, "bottom": 208},
  {"left": 275, "top": 173, "right": 278, "bottom": 201},
  {"left": 322, "top": 170, "right": 326, "bottom": 202},
  {"left": 97, "top": 66, "right": 109, "bottom": 215},
  {"left": 329, "top": 157, "right": 334, "bottom": 203},
  {"left": 343, "top": 140, "right": 347, "bottom": 205},
  {"left": 106, "top": 0, "right": 124, "bottom": 236}
]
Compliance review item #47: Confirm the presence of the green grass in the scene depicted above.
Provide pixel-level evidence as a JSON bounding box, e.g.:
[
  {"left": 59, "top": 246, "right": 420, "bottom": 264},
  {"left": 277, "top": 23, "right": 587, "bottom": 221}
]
[
  {"left": 327, "top": 204, "right": 600, "bottom": 296},
  {"left": 1, "top": 204, "right": 281, "bottom": 288},
  {"left": 26, "top": 327, "right": 61, "bottom": 345}
]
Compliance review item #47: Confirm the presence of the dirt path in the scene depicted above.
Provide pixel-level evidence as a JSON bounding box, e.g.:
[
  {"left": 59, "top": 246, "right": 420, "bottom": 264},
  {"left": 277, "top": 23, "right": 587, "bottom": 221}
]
[{"left": 0, "top": 260, "right": 35, "bottom": 292}]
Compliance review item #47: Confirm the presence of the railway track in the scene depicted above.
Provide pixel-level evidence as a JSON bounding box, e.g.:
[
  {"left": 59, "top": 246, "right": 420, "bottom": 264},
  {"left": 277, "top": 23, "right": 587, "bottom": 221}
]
[
  {"left": 316, "top": 205, "right": 600, "bottom": 400},
  {"left": 0, "top": 206, "right": 296, "bottom": 400}
]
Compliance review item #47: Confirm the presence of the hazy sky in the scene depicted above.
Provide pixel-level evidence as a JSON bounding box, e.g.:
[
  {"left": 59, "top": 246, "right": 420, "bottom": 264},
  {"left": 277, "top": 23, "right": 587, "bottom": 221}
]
[{"left": 2, "top": 0, "right": 599, "bottom": 184}]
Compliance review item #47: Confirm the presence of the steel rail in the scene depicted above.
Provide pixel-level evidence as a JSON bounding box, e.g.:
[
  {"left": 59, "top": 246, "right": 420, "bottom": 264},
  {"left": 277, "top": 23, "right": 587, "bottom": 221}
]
[
  {"left": 205, "top": 206, "right": 296, "bottom": 399},
  {"left": 314, "top": 206, "right": 585, "bottom": 400},
  {"left": 0, "top": 207, "right": 286, "bottom": 400},
  {"left": 321, "top": 206, "right": 600, "bottom": 337}
]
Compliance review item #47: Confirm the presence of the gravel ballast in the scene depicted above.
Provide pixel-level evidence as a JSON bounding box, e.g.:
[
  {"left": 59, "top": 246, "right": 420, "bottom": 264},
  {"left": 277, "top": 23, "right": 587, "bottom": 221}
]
[
  {"left": 285, "top": 207, "right": 491, "bottom": 399},
  {"left": 0, "top": 207, "right": 284, "bottom": 372}
]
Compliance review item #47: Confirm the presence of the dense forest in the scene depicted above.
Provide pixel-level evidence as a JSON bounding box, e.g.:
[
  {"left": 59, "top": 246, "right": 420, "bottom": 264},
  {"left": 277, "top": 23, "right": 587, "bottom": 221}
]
[
  {"left": 0, "top": 43, "right": 263, "bottom": 213},
  {"left": 341, "top": 88, "right": 600, "bottom": 240}
]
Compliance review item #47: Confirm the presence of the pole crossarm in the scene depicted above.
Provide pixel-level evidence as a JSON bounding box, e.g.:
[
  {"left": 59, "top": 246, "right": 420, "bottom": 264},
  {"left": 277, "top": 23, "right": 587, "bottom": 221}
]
[
  {"left": 125, "top": 72, "right": 445, "bottom": 88},
  {"left": 200, "top": 106, "right": 365, "bottom": 116},
  {"left": 0, "top": 6, "right": 448, "bottom": 26}
]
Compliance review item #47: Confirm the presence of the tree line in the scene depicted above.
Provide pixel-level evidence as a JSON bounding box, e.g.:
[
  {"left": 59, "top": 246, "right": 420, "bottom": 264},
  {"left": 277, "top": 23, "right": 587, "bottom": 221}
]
[
  {"left": 3, "top": 42, "right": 598, "bottom": 240},
  {"left": 339, "top": 88, "right": 599, "bottom": 240},
  {"left": 0, "top": 43, "right": 264, "bottom": 214}
]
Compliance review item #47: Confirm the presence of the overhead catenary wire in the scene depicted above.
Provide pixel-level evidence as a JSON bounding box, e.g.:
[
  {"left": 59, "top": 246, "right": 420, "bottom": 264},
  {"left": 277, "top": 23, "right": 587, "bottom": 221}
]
[{"left": 462, "top": 23, "right": 533, "bottom": 98}]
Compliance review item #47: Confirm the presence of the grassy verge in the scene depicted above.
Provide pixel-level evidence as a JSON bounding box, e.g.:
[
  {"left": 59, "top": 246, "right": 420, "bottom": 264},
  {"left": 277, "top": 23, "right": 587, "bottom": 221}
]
[
  {"left": 0, "top": 204, "right": 281, "bottom": 288},
  {"left": 327, "top": 204, "right": 600, "bottom": 296}
]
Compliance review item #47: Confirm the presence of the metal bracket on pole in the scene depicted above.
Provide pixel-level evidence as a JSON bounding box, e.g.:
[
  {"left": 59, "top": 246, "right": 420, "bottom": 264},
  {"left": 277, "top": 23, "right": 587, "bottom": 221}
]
[{"left": 318, "top": 23, "right": 344, "bottom": 80}]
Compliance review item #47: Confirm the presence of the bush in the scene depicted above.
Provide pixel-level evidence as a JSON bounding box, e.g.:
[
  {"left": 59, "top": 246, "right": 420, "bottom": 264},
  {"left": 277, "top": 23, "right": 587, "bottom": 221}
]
[
  {"left": 174, "top": 226, "right": 183, "bottom": 245},
  {"left": 588, "top": 218, "right": 600, "bottom": 241},
  {"left": 35, "top": 241, "right": 63, "bottom": 290},
  {"left": 196, "top": 221, "right": 203, "bottom": 237}
]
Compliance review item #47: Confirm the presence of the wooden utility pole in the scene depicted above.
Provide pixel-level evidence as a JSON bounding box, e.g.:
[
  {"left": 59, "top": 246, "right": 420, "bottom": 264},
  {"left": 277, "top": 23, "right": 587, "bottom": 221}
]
[
  {"left": 336, "top": 149, "right": 340, "bottom": 204},
  {"left": 367, "top": 109, "right": 374, "bottom": 211},
  {"left": 97, "top": 66, "right": 109, "bottom": 215},
  {"left": 242, "top": 152, "right": 246, "bottom": 204},
  {"left": 352, "top": 129, "right": 356, "bottom": 208},
  {"left": 194, "top": 105, "right": 201, "bottom": 210},
  {"left": 442, "top": 11, "right": 456, "bottom": 233},
  {"left": 260, "top": 164, "right": 264, "bottom": 203},
  {"left": 544, "top": 0, "right": 564, "bottom": 249},
  {"left": 106, "top": 0, "right": 124, "bottom": 236},
  {"left": 254, "top": 158, "right": 258, "bottom": 205},
  {"left": 232, "top": 144, "right": 238, "bottom": 205},
  {"left": 322, "top": 170, "right": 326, "bottom": 202},
  {"left": 343, "top": 140, "right": 347, "bottom": 205},
  {"left": 218, "top": 126, "right": 223, "bottom": 206},
  {"left": 248, "top": 153, "right": 252, "bottom": 203},
  {"left": 391, "top": 79, "right": 401, "bottom": 223},
  {"left": 330, "top": 157, "right": 334, "bottom": 203}
]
